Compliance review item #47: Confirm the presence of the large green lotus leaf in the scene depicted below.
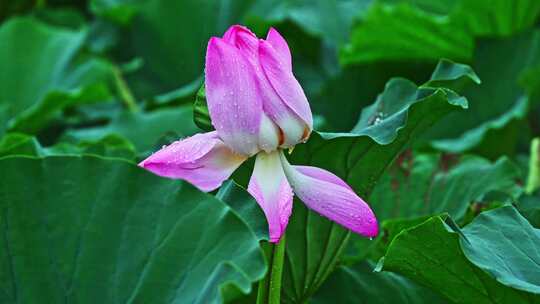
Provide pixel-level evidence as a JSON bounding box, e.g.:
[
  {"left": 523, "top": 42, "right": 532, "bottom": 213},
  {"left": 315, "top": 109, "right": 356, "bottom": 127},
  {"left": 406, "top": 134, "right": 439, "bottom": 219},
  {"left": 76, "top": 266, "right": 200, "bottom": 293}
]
[
  {"left": 0, "top": 17, "right": 114, "bottom": 134},
  {"left": 341, "top": 0, "right": 540, "bottom": 65},
  {"left": 0, "top": 133, "right": 136, "bottom": 160},
  {"left": 378, "top": 214, "right": 539, "bottom": 303},
  {"left": 369, "top": 154, "right": 522, "bottom": 221},
  {"left": 216, "top": 181, "right": 268, "bottom": 241},
  {"left": 521, "top": 64, "right": 540, "bottom": 104},
  {"left": 403, "top": 24, "right": 539, "bottom": 157},
  {"left": 345, "top": 215, "right": 436, "bottom": 263},
  {"left": 518, "top": 193, "right": 540, "bottom": 228},
  {"left": 451, "top": 0, "right": 540, "bottom": 37},
  {"left": 279, "top": 67, "right": 470, "bottom": 303},
  {"left": 386, "top": 0, "right": 540, "bottom": 36},
  {"left": 0, "top": 156, "right": 266, "bottom": 303},
  {"left": 427, "top": 31, "right": 540, "bottom": 156},
  {"left": 459, "top": 206, "right": 540, "bottom": 294},
  {"left": 106, "top": 0, "right": 253, "bottom": 99},
  {"left": 8, "top": 83, "right": 112, "bottom": 134},
  {"left": 247, "top": 0, "right": 372, "bottom": 45},
  {"left": 63, "top": 106, "right": 199, "bottom": 154},
  {"left": 311, "top": 261, "right": 447, "bottom": 304},
  {"left": 340, "top": 3, "right": 474, "bottom": 65},
  {"left": 431, "top": 97, "right": 528, "bottom": 155},
  {"left": 380, "top": 0, "right": 457, "bottom": 14},
  {"left": 0, "top": 105, "right": 8, "bottom": 138},
  {"left": 90, "top": 0, "right": 139, "bottom": 24}
]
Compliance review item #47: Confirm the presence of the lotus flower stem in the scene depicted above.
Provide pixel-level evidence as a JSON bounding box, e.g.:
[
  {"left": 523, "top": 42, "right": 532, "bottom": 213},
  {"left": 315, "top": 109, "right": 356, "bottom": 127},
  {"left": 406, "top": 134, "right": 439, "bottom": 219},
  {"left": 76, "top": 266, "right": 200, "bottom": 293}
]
[{"left": 257, "top": 235, "right": 286, "bottom": 304}]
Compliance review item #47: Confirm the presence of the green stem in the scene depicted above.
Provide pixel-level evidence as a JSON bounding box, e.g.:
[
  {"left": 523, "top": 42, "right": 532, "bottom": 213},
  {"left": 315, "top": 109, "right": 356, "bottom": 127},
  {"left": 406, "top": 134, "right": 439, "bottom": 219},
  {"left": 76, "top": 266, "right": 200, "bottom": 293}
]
[
  {"left": 526, "top": 138, "right": 540, "bottom": 194},
  {"left": 113, "top": 66, "right": 139, "bottom": 113},
  {"left": 256, "top": 235, "right": 286, "bottom": 304}
]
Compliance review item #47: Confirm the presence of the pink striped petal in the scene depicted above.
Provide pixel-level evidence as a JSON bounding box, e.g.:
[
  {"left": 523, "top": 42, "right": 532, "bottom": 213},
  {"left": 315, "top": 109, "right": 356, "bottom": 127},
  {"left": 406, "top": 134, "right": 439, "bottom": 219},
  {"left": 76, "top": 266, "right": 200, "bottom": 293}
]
[
  {"left": 265, "top": 28, "right": 292, "bottom": 71},
  {"left": 139, "top": 132, "right": 246, "bottom": 192},
  {"left": 259, "top": 39, "right": 313, "bottom": 130},
  {"left": 279, "top": 153, "right": 378, "bottom": 237},
  {"left": 248, "top": 151, "right": 293, "bottom": 243},
  {"left": 205, "top": 37, "right": 262, "bottom": 156}
]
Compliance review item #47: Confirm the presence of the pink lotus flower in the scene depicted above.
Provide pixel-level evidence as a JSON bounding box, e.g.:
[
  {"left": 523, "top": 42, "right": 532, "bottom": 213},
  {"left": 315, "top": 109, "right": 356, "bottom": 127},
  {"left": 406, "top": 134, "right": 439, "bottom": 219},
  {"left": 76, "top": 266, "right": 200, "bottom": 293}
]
[{"left": 139, "top": 25, "right": 378, "bottom": 242}]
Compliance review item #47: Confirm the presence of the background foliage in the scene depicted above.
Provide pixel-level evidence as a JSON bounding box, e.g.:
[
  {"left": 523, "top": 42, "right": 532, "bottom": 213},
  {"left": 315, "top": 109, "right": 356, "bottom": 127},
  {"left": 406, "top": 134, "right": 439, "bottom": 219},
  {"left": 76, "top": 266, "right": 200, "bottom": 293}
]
[{"left": 1, "top": 0, "right": 539, "bottom": 303}]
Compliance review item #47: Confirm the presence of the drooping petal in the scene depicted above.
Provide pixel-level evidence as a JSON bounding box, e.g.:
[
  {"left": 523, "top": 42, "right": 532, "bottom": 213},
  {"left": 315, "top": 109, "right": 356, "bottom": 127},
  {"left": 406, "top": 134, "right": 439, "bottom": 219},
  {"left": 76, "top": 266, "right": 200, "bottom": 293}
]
[
  {"left": 265, "top": 27, "right": 292, "bottom": 71},
  {"left": 205, "top": 37, "right": 262, "bottom": 156},
  {"left": 248, "top": 151, "right": 293, "bottom": 243},
  {"left": 259, "top": 39, "right": 313, "bottom": 131},
  {"left": 279, "top": 153, "right": 378, "bottom": 237},
  {"left": 139, "top": 132, "right": 246, "bottom": 192}
]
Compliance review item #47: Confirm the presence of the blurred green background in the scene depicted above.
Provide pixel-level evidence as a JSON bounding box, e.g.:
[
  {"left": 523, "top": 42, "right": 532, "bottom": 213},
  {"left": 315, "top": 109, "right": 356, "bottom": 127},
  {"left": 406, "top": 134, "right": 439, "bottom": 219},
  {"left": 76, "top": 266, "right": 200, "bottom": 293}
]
[{"left": 1, "top": 0, "right": 540, "bottom": 303}]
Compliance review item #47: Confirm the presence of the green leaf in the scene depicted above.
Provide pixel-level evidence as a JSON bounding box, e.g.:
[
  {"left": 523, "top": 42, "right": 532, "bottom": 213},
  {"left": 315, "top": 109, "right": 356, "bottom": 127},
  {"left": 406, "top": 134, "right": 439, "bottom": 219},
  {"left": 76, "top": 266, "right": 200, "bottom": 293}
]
[
  {"left": 521, "top": 64, "right": 540, "bottom": 103},
  {"left": 216, "top": 181, "right": 268, "bottom": 241},
  {"left": 32, "top": 7, "right": 87, "bottom": 29},
  {"left": 431, "top": 97, "right": 528, "bottom": 154},
  {"left": 0, "top": 133, "right": 136, "bottom": 160},
  {"left": 378, "top": 214, "right": 539, "bottom": 303},
  {"left": 247, "top": 0, "right": 372, "bottom": 45},
  {"left": 459, "top": 206, "right": 540, "bottom": 294},
  {"left": 110, "top": 0, "right": 253, "bottom": 99},
  {"left": 451, "top": 0, "right": 540, "bottom": 37},
  {"left": 0, "top": 156, "right": 266, "bottom": 303},
  {"left": 0, "top": 17, "right": 114, "bottom": 134},
  {"left": 0, "top": 133, "right": 44, "bottom": 158},
  {"left": 90, "top": 0, "right": 139, "bottom": 25},
  {"left": 0, "top": 105, "right": 7, "bottom": 137},
  {"left": 369, "top": 154, "right": 522, "bottom": 221},
  {"left": 386, "top": 0, "right": 540, "bottom": 37},
  {"left": 350, "top": 79, "right": 467, "bottom": 140},
  {"left": 517, "top": 193, "right": 540, "bottom": 228},
  {"left": 426, "top": 31, "right": 540, "bottom": 157},
  {"left": 8, "top": 83, "right": 112, "bottom": 134},
  {"left": 193, "top": 86, "right": 213, "bottom": 132},
  {"left": 311, "top": 261, "right": 447, "bottom": 304},
  {"left": 424, "top": 58, "right": 481, "bottom": 91},
  {"left": 380, "top": 0, "right": 457, "bottom": 15},
  {"left": 341, "top": 0, "right": 540, "bottom": 65},
  {"left": 363, "top": 215, "right": 437, "bottom": 261},
  {"left": 279, "top": 61, "right": 472, "bottom": 302},
  {"left": 340, "top": 3, "right": 474, "bottom": 65},
  {"left": 63, "top": 106, "right": 199, "bottom": 154}
]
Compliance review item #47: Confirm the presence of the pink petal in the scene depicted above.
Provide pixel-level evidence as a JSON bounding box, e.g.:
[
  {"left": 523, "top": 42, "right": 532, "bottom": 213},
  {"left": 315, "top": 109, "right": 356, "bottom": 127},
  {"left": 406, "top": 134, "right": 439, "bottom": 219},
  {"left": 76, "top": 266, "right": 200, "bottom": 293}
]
[
  {"left": 139, "top": 132, "right": 247, "bottom": 192},
  {"left": 248, "top": 151, "right": 293, "bottom": 243},
  {"left": 279, "top": 153, "right": 378, "bottom": 237},
  {"left": 205, "top": 37, "right": 262, "bottom": 156},
  {"left": 265, "top": 28, "right": 292, "bottom": 71},
  {"left": 217, "top": 25, "right": 311, "bottom": 149},
  {"left": 222, "top": 25, "right": 259, "bottom": 64},
  {"left": 259, "top": 39, "right": 313, "bottom": 130}
]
